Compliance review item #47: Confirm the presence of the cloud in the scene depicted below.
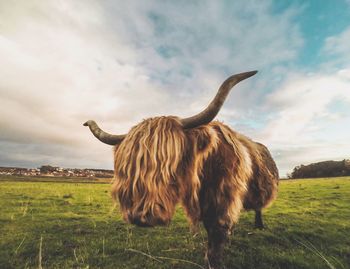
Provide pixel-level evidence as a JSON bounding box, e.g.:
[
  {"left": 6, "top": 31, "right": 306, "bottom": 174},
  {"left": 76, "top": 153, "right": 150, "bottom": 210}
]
[
  {"left": 256, "top": 23, "right": 350, "bottom": 175},
  {"left": 324, "top": 27, "right": 350, "bottom": 55},
  {"left": 0, "top": 1, "right": 306, "bottom": 170},
  {"left": 262, "top": 71, "right": 350, "bottom": 142},
  {"left": 0, "top": 4, "right": 170, "bottom": 126},
  {"left": 322, "top": 26, "right": 350, "bottom": 69},
  {"left": 259, "top": 69, "right": 350, "bottom": 176},
  {"left": 104, "top": 1, "right": 303, "bottom": 90},
  {"left": 0, "top": 1, "right": 174, "bottom": 168}
]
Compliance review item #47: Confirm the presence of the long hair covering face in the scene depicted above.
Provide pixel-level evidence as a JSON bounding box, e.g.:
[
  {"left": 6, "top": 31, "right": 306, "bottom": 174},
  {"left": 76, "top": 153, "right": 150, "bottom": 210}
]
[{"left": 112, "top": 116, "right": 185, "bottom": 223}]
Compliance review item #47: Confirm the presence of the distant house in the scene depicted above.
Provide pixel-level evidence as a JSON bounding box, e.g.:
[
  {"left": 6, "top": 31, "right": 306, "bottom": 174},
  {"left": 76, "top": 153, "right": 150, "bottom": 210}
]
[{"left": 0, "top": 165, "right": 113, "bottom": 178}]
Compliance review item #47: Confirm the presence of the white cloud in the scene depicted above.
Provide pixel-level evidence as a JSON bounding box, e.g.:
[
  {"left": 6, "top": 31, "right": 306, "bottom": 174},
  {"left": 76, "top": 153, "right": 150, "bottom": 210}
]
[
  {"left": 324, "top": 28, "right": 350, "bottom": 54},
  {"left": 259, "top": 70, "right": 350, "bottom": 176},
  {"left": 262, "top": 71, "right": 350, "bottom": 142},
  {"left": 254, "top": 24, "right": 350, "bottom": 175},
  {"left": 0, "top": 1, "right": 171, "bottom": 168},
  {"left": 323, "top": 27, "right": 350, "bottom": 68}
]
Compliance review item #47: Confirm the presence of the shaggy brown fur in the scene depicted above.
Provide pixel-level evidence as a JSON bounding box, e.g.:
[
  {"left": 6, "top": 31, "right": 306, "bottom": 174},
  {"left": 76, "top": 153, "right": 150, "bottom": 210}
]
[
  {"left": 111, "top": 116, "right": 278, "bottom": 268},
  {"left": 112, "top": 116, "right": 184, "bottom": 226}
]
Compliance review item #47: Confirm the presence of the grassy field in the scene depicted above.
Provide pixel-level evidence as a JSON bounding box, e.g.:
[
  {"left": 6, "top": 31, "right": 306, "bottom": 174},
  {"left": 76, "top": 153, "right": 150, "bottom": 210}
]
[{"left": 0, "top": 176, "right": 349, "bottom": 269}]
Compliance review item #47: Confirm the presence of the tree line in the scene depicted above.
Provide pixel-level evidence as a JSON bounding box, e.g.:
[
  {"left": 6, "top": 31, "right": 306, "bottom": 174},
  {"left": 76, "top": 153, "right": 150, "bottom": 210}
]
[{"left": 288, "top": 159, "right": 350, "bottom": 179}]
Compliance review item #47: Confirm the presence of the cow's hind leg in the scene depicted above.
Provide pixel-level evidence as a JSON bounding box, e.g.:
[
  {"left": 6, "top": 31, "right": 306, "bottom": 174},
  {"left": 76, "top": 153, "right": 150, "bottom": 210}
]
[{"left": 254, "top": 209, "right": 264, "bottom": 229}]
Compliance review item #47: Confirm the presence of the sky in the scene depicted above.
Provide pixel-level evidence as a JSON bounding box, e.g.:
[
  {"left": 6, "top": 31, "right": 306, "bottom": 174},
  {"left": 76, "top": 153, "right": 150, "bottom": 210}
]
[{"left": 0, "top": 0, "right": 350, "bottom": 177}]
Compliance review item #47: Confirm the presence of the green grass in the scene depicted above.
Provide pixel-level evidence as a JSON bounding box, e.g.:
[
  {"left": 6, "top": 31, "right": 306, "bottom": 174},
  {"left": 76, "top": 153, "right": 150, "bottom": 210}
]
[{"left": 0, "top": 177, "right": 349, "bottom": 269}]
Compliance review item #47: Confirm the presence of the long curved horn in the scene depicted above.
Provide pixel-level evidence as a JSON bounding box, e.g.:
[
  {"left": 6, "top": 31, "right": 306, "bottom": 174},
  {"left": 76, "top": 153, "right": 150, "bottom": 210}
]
[
  {"left": 83, "top": 120, "right": 126, "bottom": 145},
  {"left": 180, "top": 70, "right": 258, "bottom": 129}
]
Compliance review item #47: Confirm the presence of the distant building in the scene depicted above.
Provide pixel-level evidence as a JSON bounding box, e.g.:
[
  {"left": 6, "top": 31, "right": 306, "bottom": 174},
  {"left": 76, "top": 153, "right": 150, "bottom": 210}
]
[{"left": 0, "top": 165, "right": 113, "bottom": 178}]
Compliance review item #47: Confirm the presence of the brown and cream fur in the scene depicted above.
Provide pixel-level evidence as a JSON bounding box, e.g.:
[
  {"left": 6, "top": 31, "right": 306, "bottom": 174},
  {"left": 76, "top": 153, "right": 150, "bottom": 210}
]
[{"left": 111, "top": 116, "right": 279, "bottom": 268}]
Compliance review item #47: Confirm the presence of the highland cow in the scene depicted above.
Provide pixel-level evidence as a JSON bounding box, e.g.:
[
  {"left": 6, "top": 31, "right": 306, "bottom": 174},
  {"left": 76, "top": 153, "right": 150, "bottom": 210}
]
[{"left": 84, "top": 71, "right": 279, "bottom": 269}]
